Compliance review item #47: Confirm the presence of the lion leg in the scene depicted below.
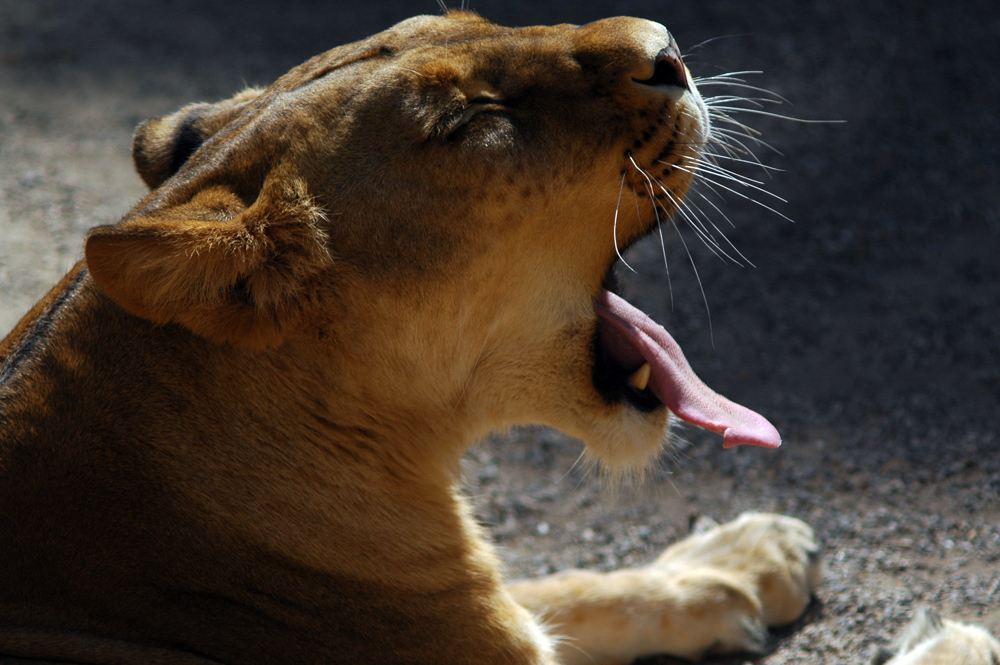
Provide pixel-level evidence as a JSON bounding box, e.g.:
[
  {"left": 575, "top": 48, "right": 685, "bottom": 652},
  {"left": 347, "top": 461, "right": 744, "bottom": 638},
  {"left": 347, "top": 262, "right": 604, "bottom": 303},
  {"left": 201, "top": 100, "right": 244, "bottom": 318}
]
[
  {"left": 653, "top": 512, "right": 822, "bottom": 627},
  {"left": 507, "top": 512, "right": 821, "bottom": 665}
]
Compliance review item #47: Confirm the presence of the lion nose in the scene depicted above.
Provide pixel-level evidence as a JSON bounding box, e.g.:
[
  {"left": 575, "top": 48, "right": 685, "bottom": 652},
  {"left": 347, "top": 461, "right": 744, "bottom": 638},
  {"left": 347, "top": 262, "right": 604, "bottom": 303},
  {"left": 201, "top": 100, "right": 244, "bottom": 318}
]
[{"left": 633, "top": 39, "right": 689, "bottom": 91}]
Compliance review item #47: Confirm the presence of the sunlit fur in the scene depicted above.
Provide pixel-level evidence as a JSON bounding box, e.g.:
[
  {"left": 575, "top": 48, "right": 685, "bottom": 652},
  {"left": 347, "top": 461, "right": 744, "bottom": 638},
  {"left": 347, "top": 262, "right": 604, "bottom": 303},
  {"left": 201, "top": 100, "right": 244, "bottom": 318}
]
[{"left": 871, "top": 609, "right": 1000, "bottom": 665}]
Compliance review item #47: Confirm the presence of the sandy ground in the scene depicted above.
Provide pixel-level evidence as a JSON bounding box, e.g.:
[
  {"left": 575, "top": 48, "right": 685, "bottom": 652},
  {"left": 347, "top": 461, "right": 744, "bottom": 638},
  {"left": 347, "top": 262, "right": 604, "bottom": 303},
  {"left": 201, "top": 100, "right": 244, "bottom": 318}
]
[{"left": 1, "top": 0, "right": 998, "bottom": 662}]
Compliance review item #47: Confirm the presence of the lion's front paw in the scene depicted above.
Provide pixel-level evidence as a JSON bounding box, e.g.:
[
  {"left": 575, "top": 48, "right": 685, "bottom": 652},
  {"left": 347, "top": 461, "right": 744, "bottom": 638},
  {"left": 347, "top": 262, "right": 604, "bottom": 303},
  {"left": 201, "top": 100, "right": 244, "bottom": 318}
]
[
  {"left": 654, "top": 512, "right": 822, "bottom": 628},
  {"left": 508, "top": 513, "right": 821, "bottom": 664}
]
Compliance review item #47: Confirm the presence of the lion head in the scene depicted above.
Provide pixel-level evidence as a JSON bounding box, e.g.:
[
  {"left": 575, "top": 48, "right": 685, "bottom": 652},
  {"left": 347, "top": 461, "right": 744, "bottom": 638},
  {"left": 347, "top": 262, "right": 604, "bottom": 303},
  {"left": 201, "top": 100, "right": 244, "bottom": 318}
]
[{"left": 85, "top": 11, "right": 777, "bottom": 478}]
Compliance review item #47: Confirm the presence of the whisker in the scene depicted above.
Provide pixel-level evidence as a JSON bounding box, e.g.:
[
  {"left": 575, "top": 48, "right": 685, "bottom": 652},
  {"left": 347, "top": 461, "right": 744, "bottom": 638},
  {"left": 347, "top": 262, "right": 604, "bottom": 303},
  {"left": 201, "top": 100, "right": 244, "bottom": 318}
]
[
  {"left": 710, "top": 110, "right": 767, "bottom": 137},
  {"left": 692, "top": 188, "right": 735, "bottom": 228},
  {"left": 706, "top": 136, "right": 745, "bottom": 161},
  {"left": 558, "top": 447, "right": 591, "bottom": 488},
  {"left": 694, "top": 69, "right": 764, "bottom": 80},
  {"left": 680, "top": 192, "right": 755, "bottom": 267},
  {"left": 697, "top": 152, "right": 766, "bottom": 177},
  {"left": 690, "top": 158, "right": 767, "bottom": 186},
  {"left": 704, "top": 95, "right": 773, "bottom": 108},
  {"left": 668, "top": 202, "right": 715, "bottom": 348},
  {"left": 629, "top": 158, "right": 715, "bottom": 343},
  {"left": 689, "top": 170, "right": 796, "bottom": 224},
  {"left": 705, "top": 134, "right": 773, "bottom": 173},
  {"left": 633, "top": 187, "right": 673, "bottom": 308},
  {"left": 687, "top": 191, "right": 757, "bottom": 267},
  {"left": 710, "top": 125, "right": 779, "bottom": 154},
  {"left": 710, "top": 129, "right": 781, "bottom": 162},
  {"left": 703, "top": 152, "right": 776, "bottom": 182},
  {"left": 628, "top": 155, "right": 673, "bottom": 283},
  {"left": 667, "top": 191, "right": 731, "bottom": 262},
  {"left": 686, "top": 172, "right": 731, "bottom": 207},
  {"left": 543, "top": 631, "right": 594, "bottom": 664},
  {"left": 707, "top": 105, "right": 846, "bottom": 124},
  {"left": 676, "top": 199, "right": 739, "bottom": 265},
  {"left": 663, "top": 127, "right": 752, "bottom": 260},
  {"left": 668, "top": 160, "right": 786, "bottom": 205},
  {"left": 610, "top": 66, "right": 818, "bottom": 341},
  {"left": 613, "top": 172, "right": 637, "bottom": 273},
  {"left": 649, "top": 172, "right": 740, "bottom": 265},
  {"left": 706, "top": 153, "right": 784, "bottom": 173},
  {"left": 698, "top": 81, "right": 791, "bottom": 104},
  {"left": 683, "top": 35, "right": 752, "bottom": 56},
  {"left": 705, "top": 125, "right": 757, "bottom": 153}
]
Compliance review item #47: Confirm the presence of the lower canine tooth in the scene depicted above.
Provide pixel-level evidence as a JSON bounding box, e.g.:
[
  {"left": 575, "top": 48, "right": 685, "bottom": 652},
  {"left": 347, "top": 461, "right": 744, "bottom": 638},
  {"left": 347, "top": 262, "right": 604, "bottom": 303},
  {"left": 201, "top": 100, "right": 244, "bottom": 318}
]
[{"left": 628, "top": 363, "right": 651, "bottom": 391}]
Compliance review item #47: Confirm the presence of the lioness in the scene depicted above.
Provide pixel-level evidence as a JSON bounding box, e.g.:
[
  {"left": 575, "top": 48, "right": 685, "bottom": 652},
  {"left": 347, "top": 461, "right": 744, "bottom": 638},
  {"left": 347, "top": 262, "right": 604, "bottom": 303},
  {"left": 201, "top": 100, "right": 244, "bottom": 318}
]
[{"left": 0, "top": 12, "right": 822, "bottom": 664}]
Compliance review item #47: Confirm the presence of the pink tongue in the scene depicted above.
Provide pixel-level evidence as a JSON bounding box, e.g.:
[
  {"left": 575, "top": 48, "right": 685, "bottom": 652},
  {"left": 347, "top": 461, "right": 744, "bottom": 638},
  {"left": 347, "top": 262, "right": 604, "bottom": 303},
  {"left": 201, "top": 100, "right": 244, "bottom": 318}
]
[{"left": 595, "top": 290, "right": 780, "bottom": 449}]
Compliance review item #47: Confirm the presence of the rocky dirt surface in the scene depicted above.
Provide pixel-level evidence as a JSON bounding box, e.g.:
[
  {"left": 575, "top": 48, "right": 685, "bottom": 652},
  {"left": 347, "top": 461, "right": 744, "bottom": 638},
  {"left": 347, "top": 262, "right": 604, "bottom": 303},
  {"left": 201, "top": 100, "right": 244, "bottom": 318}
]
[{"left": 1, "top": 0, "right": 997, "bottom": 663}]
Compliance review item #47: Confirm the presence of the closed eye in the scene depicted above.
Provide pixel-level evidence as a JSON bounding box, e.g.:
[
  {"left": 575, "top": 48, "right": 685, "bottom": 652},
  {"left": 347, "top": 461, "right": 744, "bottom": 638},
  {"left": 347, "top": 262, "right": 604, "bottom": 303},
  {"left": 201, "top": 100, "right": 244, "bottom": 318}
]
[
  {"left": 443, "top": 96, "right": 509, "bottom": 139},
  {"left": 460, "top": 95, "right": 507, "bottom": 122},
  {"left": 468, "top": 93, "right": 505, "bottom": 106}
]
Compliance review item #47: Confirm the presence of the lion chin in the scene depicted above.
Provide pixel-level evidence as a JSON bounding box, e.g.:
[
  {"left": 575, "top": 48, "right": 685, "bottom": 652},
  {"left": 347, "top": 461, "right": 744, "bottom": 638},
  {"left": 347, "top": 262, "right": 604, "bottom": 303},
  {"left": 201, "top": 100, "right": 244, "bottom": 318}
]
[
  {"left": 0, "top": 10, "right": 812, "bottom": 665},
  {"left": 581, "top": 405, "right": 674, "bottom": 478}
]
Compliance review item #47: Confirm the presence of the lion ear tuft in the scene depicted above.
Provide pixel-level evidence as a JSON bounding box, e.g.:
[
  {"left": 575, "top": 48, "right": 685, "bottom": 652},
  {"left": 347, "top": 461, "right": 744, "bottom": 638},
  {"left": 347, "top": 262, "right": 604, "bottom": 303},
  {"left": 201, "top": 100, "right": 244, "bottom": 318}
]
[
  {"left": 85, "top": 177, "right": 332, "bottom": 349},
  {"left": 132, "top": 88, "right": 264, "bottom": 189}
]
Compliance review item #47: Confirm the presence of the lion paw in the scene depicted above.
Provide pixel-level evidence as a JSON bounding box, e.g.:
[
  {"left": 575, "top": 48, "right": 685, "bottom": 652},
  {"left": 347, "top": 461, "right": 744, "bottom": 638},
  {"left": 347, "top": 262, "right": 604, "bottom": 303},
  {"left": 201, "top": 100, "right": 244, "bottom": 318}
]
[
  {"left": 508, "top": 513, "right": 821, "bottom": 664},
  {"left": 654, "top": 512, "right": 822, "bottom": 630}
]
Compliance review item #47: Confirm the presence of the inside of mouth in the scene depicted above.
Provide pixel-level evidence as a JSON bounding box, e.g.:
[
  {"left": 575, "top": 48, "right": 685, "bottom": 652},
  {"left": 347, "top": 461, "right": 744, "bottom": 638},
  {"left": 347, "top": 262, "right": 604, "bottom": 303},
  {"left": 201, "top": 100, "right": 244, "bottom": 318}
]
[
  {"left": 593, "top": 310, "right": 662, "bottom": 412},
  {"left": 592, "top": 288, "right": 781, "bottom": 449}
]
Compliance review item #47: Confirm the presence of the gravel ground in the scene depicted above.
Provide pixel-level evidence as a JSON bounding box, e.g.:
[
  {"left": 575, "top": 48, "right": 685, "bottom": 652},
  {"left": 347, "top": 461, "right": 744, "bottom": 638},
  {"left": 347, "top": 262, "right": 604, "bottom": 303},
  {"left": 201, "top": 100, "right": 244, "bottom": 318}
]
[{"left": 1, "top": 0, "right": 998, "bottom": 663}]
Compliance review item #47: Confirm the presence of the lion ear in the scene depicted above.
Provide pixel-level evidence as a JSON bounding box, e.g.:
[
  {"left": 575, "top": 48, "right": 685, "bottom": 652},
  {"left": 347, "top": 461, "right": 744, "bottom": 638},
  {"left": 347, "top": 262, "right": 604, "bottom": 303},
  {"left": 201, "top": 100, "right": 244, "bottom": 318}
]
[
  {"left": 85, "top": 177, "right": 331, "bottom": 349},
  {"left": 132, "top": 87, "right": 264, "bottom": 189}
]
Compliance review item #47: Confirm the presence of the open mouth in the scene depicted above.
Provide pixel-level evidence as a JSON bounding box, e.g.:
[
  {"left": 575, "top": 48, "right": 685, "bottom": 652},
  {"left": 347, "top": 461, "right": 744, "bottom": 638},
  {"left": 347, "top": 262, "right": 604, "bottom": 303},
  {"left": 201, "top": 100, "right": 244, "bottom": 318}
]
[{"left": 592, "top": 274, "right": 781, "bottom": 449}]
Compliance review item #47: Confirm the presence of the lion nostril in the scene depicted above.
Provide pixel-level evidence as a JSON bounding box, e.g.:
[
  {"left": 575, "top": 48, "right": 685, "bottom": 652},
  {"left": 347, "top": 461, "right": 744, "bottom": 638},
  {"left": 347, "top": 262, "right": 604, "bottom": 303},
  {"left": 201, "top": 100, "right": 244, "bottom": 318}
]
[{"left": 634, "top": 43, "right": 688, "bottom": 91}]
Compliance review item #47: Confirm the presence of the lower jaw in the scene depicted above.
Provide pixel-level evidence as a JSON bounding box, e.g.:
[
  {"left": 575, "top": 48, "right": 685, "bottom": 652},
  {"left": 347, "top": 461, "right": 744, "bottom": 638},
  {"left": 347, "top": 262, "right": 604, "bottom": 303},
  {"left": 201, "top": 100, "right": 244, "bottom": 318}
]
[{"left": 579, "top": 402, "right": 674, "bottom": 477}]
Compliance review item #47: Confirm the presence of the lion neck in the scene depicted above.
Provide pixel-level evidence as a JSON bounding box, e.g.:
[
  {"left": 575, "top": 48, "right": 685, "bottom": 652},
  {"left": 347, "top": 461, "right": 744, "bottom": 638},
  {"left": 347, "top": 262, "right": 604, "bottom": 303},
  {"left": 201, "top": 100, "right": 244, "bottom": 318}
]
[{"left": 2, "top": 269, "right": 532, "bottom": 663}]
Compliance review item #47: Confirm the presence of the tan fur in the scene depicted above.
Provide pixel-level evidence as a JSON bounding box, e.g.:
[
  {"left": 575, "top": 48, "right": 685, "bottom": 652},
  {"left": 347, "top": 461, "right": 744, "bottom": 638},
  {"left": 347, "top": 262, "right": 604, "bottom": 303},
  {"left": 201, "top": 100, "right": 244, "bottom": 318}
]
[
  {"left": 872, "top": 609, "right": 1000, "bottom": 665},
  {"left": 510, "top": 513, "right": 820, "bottom": 664},
  {"left": 1, "top": 12, "right": 818, "bottom": 664}
]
